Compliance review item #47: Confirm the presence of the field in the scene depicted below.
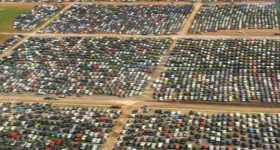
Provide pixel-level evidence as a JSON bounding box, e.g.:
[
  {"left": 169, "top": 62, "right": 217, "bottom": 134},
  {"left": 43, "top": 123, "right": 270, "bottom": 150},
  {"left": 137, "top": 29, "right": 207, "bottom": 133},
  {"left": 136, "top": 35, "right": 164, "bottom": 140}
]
[{"left": 0, "top": 5, "right": 32, "bottom": 33}]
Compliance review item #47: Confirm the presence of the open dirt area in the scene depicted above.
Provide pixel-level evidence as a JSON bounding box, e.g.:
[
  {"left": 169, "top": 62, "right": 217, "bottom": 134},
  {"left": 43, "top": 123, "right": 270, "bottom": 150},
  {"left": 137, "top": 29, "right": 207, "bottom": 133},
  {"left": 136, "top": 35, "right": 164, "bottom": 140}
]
[
  {"left": 194, "top": 29, "right": 280, "bottom": 36},
  {"left": 0, "top": 3, "right": 37, "bottom": 8},
  {"left": 0, "top": 34, "right": 11, "bottom": 42}
]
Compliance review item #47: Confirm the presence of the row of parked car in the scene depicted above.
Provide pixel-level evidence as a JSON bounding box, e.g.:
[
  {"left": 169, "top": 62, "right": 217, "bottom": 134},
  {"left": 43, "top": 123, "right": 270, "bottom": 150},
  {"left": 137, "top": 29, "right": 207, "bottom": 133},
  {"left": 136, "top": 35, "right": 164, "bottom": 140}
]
[
  {"left": 1, "top": 102, "right": 279, "bottom": 150},
  {"left": 190, "top": 4, "right": 279, "bottom": 33},
  {"left": 0, "top": 37, "right": 171, "bottom": 97},
  {"left": 0, "top": 0, "right": 273, "bottom": 2},
  {"left": 115, "top": 109, "right": 280, "bottom": 150},
  {"left": 3, "top": 3, "right": 279, "bottom": 35},
  {"left": 0, "top": 102, "right": 121, "bottom": 150},
  {"left": 13, "top": 5, "right": 60, "bottom": 32},
  {"left": 42, "top": 4, "right": 193, "bottom": 35},
  {"left": 1, "top": 37, "right": 280, "bottom": 103},
  {"left": 0, "top": 35, "right": 23, "bottom": 54},
  {"left": 153, "top": 39, "right": 280, "bottom": 103},
  {"left": 38, "top": 3, "right": 280, "bottom": 35}
]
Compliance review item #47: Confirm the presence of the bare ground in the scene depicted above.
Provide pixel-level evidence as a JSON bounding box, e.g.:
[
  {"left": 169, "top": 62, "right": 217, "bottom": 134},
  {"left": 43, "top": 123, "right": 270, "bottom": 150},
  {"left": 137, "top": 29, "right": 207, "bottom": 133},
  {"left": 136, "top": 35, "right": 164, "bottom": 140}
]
[
  {"left": 0, "top": 34, "right": 11, "bottom": 42},
  {"left": 193, "top": 29, "right": 280, "bottom": 36},
  {"left": 0, "top": 3, "right": 37, "bottom": 8}
]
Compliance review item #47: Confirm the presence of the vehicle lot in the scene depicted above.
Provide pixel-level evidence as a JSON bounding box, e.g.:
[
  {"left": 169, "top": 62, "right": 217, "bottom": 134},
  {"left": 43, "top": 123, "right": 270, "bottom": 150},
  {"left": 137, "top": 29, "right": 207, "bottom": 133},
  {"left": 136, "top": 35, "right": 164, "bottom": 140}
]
[
  {"left": 116, "top": 108, "right": 280, "bottom": 150},
  {"left": 153, "top": 39, "right": 280, "bottom": 103},
  {"left": 0, "top": 102, "right": 121, "bottom": 150},
  {"left": 13, "top": 5, "right": 60, "bottom": 32},
  {"left": 0, "top": 37, "right": 171, "bottom": 97},
  {"left": 0, "top": 35, "right": 23, "bottom": 54},
  {"left": 189, "top": 4, "right": 280, "bottom": 34},
  {"left": 42, "top": 4, "right": 193, "bottom": 35},
  {"left": 0, "top": 1, "right": 279, "bottom": 149},
  {"left": 0, "top": 98, "right": 279, "bottom": 150}
]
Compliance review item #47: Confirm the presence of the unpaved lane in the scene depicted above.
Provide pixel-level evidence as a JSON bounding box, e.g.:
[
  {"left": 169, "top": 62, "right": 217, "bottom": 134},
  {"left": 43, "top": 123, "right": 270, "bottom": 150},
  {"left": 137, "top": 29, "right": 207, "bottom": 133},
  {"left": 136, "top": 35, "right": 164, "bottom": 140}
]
[
  {"left": 35, "top": 3, "right": 74, "bottom": 33},
  {"left": 178, "top": 2, "right": 202, "bottom": 35},
  {"left": 140, "top": 38, "right": 177, "bottom": 100},
  {"left": 145, "top": 102, "right": 280, "bottom": 113},
  {"left": 102, "top": 101, "right": 143, "bottom": 150},
  {"left": 1, "top": 32, "right": 280, "bottom": 39}
]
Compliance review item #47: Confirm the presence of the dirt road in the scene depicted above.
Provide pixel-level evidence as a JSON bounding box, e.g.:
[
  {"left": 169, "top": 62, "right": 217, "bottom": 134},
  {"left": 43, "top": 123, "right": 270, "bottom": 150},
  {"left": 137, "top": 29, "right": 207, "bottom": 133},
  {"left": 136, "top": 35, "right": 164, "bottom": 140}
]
[
  {"left": 1, "top": 32, "right": 280, "bottom": 40},
  {"left": 140, "top": 38, "right": 177, "bottom": 100},
  {"left": 0, "top": 0, "right": 275, "bottom": 5},
  {"left": 178, "top": 2, "right": 202, "bottom": 35}
]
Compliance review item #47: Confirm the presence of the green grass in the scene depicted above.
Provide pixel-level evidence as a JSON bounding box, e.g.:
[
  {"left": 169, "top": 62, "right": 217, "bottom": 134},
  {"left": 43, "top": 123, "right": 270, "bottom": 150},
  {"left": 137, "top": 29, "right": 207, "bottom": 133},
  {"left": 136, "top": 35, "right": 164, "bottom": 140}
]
[{"left": 0, "top": 6, "right": 31, "bottom": 33}]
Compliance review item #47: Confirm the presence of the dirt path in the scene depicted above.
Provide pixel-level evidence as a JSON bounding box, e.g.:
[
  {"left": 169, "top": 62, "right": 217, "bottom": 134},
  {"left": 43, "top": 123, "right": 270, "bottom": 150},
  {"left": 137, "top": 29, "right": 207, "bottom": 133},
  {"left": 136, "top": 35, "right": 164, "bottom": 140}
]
[
  {"left": 178, "top": 2, "right": 202, "bottom": 35},
  {"left": 81, "top": 1, "right": 195, "bottom": 5},
  {"left": 0, "top": 34, "right": 28, "bottom": 59},
  {"left": 1, "top": 32, "right": 280, "bottom": 40},
  {"left": 102, "top": 101, "right": 143, "bottom": 150},
  {"left": 139, "top": 38, "right": 177, "bottom": 100},
  {"left": 195, "top": 29, "right": 280, "bottom": 36},
  {"left": 0, "top": 0, "right": 274, "bottom": 5},
  {"left": 145, "top": 101, "right": 280, "bottom": 113},
  {"left": 35, "top": 3, "right": 74, "bottom": 34},
  {"left": 1, "top": 94, "right": 280, "bottom": 113},
  {"left": 0, "top": 3, "right": 37, "bottom": 8}
]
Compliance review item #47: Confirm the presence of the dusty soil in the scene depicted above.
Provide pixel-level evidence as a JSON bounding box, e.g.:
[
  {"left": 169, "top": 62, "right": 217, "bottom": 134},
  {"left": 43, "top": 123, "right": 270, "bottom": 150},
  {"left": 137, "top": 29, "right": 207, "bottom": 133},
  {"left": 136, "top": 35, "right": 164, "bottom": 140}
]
[
  {"left": 0, "top": 3, "right": 37, "bottom": 8},
  {"left": 0, "top": 34, "right": 11, "bottom": 42},
  {"left": 193, "top": 29, "right": 280, "bottom": 36}
]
